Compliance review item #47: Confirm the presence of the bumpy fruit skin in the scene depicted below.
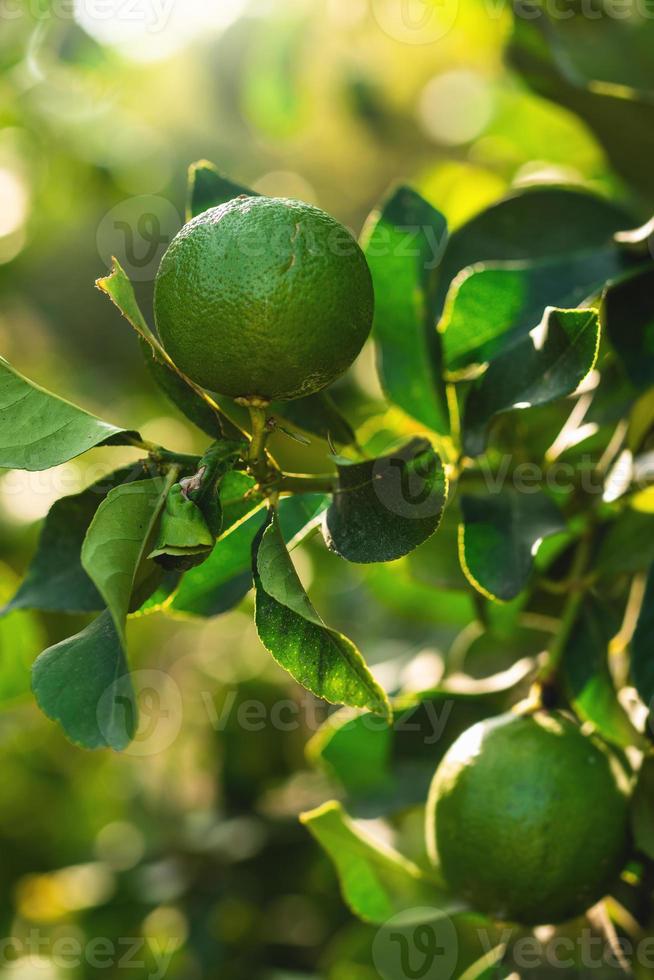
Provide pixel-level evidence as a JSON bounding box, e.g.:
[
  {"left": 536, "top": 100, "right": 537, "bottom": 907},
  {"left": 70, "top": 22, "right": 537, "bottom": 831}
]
[
  {"left": 426, "top": 711, "right": 630, "bottom": 926},
  {"left": 154, "top": 196, "right": 374, "bottom": 402}
]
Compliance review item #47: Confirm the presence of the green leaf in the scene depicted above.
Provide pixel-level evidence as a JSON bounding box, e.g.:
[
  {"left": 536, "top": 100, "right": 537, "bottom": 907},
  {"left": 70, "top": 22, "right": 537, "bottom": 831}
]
[
  {"left": 96, "top": 259, "right": 239, "bottom": 439},
  {"left": 270, "top": 391, "right": 357, "bottom": 449},
  {"left": 171, "top": 491, "right": 328, "bottom": 618},
  {"left": 32, "top": 610, "right": 136, "bottom": 751},
  {"left": 632, "top": 565, "right": 654, "bottom": 708},
  {"left": 187, "top": 159, "right": 257, "bottom": 220},
  {"left": 463, "top": 307, "right": 600, "bottom": 457},
  {"left": 323, "top": 438, "right": 447, "bottom": 563},
  {"left": 148, "top": 483, "right": 214, "bottom": 565},
  {"left": 361, "top": 186, "right": 450, "bottom": 433},
  {"left": 441, "top": 249, "right": 624, "bottom": 375},
  {"left": 306, "top": 708, "right": 393, "bottom": 796},
  {"left": 254, "top": 511, "right": 391, "bottom": 719},
  {"left": 564, "top": 598, "right": 643, "bottom": 749},
  {"left": 81, "top": 476, "right": 171, "bottom": 644},
  {"left": 300, "top": 801, "right": 460, "bottom": 925},
  {"left": 604, "top": 267, "right": 654, "bottom": 389},
  {"left": 171, "top": 506, "right": 265, "bottom": 617},
  {"left": 631, "top": 756, "right": 654, "bottom": 861},
  {"left": 458, "top": 490, "right": 565, "bottom": 601},
  {"left": 438, "top": 188, "right": 632, "bottom": 310},
  {"left": 4, "top": 463, "right": 149, "bottom": 615},
  {"left": 0, "top": 356, "right": 138, "bottom": 471}
]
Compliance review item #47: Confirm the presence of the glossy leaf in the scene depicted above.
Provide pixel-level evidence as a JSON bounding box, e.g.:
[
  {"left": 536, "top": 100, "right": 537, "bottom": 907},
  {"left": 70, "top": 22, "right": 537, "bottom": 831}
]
[
  {"left": 254, "top": 511, "right": 391, "bottom": 719},
  {"left": 300, "top": 801, "right": 460, "bottom": 925},
  {"left": 463, "top": 307, "right": 600, "bottom": 457},
  {"left": 323, "top": 438, "right": 447, "bottom": 563},
  {"left": 564, "top": 599, "right": 643, "bottom": 749},
  {"left": 361, "top": 185, "right": 450, "bottom": 433},
  {"left": 187, "top": 159, "right": 256, "bottom": 220},
  {"left": 4, "top": 463, "right": 149, "bottom": 615},
  {"left": 96, "top": 258, "right": 238, "bottom": 439},
  {"left": 632, "top": 565, "right": 654, "bottom": 708},
  {"left": 32, "top": 610, "right": 136, "bottom": 751},
  {"left": 81, "top": 476, "right": 171, "bottom": 643},
  {"left": 458, "top": 490, "right": 565, "bottom": 601},
  {"left": 442, "top": 249, "right": 623, "bottom": 375},
  {"left": 604, "top": 267, "right": 654, "bottom": 389},
  {"left": 0, "top": 356, "right": 137, "bottom": 471}
]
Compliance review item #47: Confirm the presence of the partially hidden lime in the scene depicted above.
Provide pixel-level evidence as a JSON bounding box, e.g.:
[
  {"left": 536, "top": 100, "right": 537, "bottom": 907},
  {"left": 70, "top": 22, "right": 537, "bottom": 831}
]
[{"left": 426, "top": 711, "right": 630, "bottom": 926}]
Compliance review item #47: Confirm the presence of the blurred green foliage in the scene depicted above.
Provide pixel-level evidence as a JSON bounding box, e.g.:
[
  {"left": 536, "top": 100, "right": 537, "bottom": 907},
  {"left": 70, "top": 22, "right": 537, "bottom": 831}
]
[{"left": 0, "top": 1, "right": 650, "bottom": 977}]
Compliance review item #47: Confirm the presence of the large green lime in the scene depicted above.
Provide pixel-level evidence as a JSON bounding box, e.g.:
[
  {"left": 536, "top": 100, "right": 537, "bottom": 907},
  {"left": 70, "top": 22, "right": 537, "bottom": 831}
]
[
  {"left": 154, "top": 196, "right": 373, "bottom": 402},
  {"left": 426, "top": 711, "right": 630, "bottom": 926}
]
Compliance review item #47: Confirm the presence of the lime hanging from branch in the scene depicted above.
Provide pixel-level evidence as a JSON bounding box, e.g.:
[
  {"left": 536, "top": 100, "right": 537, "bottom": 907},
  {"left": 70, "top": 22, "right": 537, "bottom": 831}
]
[{"left": 154, "top": 196, "right": 374, "bottom": 403}]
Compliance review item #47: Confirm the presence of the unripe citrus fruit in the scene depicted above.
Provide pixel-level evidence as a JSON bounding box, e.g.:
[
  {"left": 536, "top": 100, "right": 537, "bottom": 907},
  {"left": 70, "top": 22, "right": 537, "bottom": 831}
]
[
  {"left": 426, "top": 711, "right": 629, "bottom": 926},
  {"left": 154, "top": 196, "right": 374, "bottom": 402}
]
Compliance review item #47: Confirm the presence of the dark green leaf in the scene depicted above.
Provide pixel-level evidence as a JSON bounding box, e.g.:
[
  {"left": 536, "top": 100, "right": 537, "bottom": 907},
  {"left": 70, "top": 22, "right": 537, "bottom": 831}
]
[
  {"left": 604, "top": 267, "right": 654, "bottom": 389},
  {"left": 97, "top": 258, "right": 240, "bottom": 439},
  {"left": 437, "top": 188, "right": 631, "bottom": 310},
  {"left": 32, "top": 610, "right": 136, "bottom": 751},
  {"left": 0, "top": 356, "right": 138, "bottom": 471},
  {"left": 361, "top": 186, "right": 450, "bottom": 433},
  {"left": 632, "top": 565, "right": 654, "bottom": 708},
  {"left": 300, "top": 800, "right": 460, "bottom": 924},
  {"left": 254, "top": 511, "right": 391, "bottom": 719},
  {"left": 270, "top": 391, "right": 357, "bottom": 449},
  {"left": 564, "top": 598, "right": 643, "bottom": 749},
  {"left": 458, "top": 490, "right": 565, "bottom": 601},
  {"left": 81, "top": 476, "right": 171, "bottom": 643},
  {"left": 442, "top": 249, "right": 624, "bottom": 375},
  {"left": 4, "top": 463, "right": 149, "bottom": 615},
  {"left": 631, "top": 756, "right": 654, "bottom": 861},
  {"left": 463, "top": 307, "right": 600, "bottom": 457},
  {"left": 323, "top": 438, "right": 447, "bottom": 563},
  {"left": 187, "top": 159, "right": 257, "bottom": 220}
]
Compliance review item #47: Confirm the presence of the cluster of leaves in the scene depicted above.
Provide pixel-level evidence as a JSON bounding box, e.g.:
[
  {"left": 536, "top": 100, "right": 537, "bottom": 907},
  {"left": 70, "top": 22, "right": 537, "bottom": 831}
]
[{"left": 4, "top": 134, "right": 654, "bottom": 951}]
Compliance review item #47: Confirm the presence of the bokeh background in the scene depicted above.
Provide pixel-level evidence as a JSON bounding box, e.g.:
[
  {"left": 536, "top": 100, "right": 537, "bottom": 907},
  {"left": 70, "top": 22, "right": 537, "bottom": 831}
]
[{"left": 0, "top": 1, "right": 644, "bottom": 977}]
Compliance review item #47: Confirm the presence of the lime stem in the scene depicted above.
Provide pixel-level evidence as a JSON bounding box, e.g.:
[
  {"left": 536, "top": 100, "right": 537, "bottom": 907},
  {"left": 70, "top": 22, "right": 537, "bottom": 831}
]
[
  {"left": 538, "top": 529, "right": 594, "bottom": 686},
  {"left": 277, "top": 472, "right": 335, "bottom": 494}
]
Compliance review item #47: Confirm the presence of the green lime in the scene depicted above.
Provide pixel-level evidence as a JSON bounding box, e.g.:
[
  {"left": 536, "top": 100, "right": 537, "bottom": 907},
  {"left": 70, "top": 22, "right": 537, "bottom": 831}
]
[
  {"left": 154, "top": 196, "right": 374, "bottom": 402},
  {"left": 426, "top": 711, "right": 630, "bottom": 926}
]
